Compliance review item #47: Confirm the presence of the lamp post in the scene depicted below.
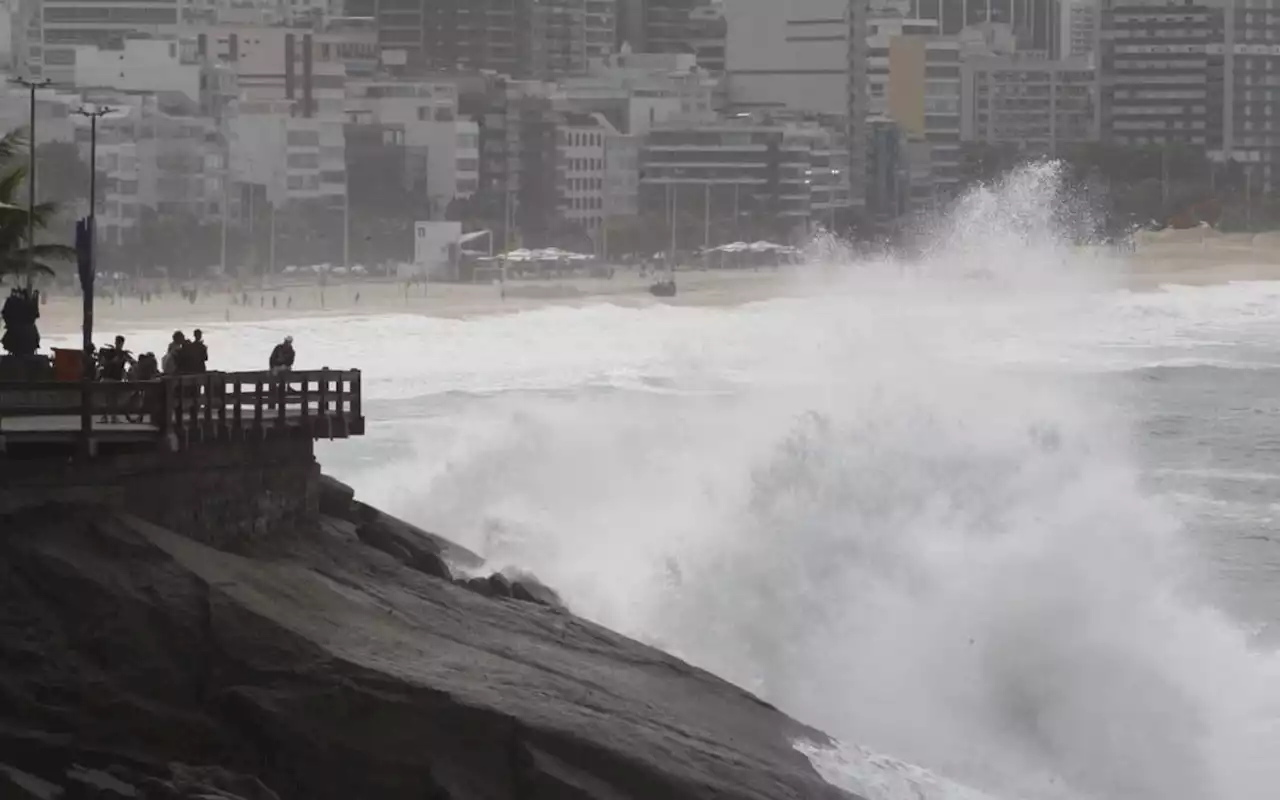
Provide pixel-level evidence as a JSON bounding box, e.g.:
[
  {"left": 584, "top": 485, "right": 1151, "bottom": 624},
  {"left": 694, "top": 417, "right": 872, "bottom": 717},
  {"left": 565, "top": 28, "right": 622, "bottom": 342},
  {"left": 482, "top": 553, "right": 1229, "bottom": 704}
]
[
  {"left": 72, "top": 104, "right": 112, "bottom": 458},
  {"left": 10, "top": 76, "right": 52, "bottom": 286},
  {"left": 830, "top": 168, "right": 842, "bottom": 233}
]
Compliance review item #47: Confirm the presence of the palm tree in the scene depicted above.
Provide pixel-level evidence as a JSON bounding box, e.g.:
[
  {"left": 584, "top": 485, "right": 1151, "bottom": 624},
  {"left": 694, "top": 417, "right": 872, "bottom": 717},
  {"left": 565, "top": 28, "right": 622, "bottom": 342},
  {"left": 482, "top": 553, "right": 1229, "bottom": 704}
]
[
  {"left": 0, "top": 127, "right": 75, "bottom": 359},
  {"left": 0, "top": 128, "right": 75, "bottom": 280}
]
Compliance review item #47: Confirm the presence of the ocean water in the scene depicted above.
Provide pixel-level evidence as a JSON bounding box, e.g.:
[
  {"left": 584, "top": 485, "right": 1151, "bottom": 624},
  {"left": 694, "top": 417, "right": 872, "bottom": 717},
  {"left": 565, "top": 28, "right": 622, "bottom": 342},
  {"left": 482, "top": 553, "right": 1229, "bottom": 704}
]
[{"left": 67, "top": 166, "right": 1280, "bottom": 800}]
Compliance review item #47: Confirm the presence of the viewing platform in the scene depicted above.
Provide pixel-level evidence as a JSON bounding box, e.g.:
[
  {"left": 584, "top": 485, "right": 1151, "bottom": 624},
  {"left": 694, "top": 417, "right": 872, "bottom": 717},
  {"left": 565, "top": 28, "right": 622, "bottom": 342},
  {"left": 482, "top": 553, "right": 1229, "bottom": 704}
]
[{"left": 0, "top": 369, "right": 364, "bottom": 456}]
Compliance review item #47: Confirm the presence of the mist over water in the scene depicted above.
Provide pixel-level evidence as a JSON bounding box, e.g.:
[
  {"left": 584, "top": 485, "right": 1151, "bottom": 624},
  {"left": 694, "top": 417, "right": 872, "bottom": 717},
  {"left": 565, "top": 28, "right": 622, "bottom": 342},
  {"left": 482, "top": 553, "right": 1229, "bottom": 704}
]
[{"left": 75, "top": 166, "right": 1280, "bottom": 799}]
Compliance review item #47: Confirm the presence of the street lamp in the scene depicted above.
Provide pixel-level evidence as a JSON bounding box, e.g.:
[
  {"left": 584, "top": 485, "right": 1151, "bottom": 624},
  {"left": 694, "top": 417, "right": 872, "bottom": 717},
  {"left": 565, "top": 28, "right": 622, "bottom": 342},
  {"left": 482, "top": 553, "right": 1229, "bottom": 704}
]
[
  {"left": 72, "top": 104, "right": 113, "bottom": 458},
  {"left": 10, "top": 76, "right": 52, "bottom": 286},
  {"left": 830, "top": 168, "right": 842, "bottom": 233}
]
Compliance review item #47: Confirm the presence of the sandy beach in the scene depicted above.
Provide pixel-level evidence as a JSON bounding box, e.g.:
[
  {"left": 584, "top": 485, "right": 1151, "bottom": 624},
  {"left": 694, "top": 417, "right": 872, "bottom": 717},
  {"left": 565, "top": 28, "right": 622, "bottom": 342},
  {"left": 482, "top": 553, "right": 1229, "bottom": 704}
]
[
  {"left": 29, "top": 235, "right": 1280, "bottom": 338},
  {"left": 35, "top": 268, "right": 810, "bottom": 336}
]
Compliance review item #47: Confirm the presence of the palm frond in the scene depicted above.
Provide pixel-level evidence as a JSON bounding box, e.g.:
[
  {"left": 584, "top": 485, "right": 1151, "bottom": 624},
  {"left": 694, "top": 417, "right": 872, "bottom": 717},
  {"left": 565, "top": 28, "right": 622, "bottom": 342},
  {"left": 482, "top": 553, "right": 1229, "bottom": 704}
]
[
  {"left": 25, "top": 243, "right": 75, "bottom": 261},
  {"left": 0, "top": 164, "right": 26, "bottom": 206},
  {"left": 0, "top": 129, "right": 28, "bottom": 166},
  {"left": 0, "top": 260, "right": 54, "bottom": 277}
]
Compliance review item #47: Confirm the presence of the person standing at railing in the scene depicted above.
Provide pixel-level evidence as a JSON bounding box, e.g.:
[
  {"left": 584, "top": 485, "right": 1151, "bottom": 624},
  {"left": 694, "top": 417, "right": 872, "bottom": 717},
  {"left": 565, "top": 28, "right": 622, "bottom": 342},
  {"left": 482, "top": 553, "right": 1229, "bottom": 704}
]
[
  {"left": 98, "top": 335, "right": 134, "bottom": 423},
  {"left": 99, "top": 336, "right": 133, "bottom": 381},
  {"left": 162, "top": 332, "right": 186, "bottom": 375},
  {"left": 269, "top": 336, "right": 295, "bottom": 375},
  {"left": 182, "top": 329, "right": 209, "bottom": 374},
  {"left": 268, "top": 336, "right": 295, "bottom": 411}
]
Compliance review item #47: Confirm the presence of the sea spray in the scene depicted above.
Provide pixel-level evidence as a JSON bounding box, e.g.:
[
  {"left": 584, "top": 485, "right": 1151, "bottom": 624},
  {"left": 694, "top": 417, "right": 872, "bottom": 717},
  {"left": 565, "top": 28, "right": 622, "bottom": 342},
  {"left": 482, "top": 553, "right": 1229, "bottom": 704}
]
[
  {"left": 60, "top": 166, "right": 1280, "bottom": 799},
  {"left": 351, "top": 167, "right": 1280, "bottom": 800}
]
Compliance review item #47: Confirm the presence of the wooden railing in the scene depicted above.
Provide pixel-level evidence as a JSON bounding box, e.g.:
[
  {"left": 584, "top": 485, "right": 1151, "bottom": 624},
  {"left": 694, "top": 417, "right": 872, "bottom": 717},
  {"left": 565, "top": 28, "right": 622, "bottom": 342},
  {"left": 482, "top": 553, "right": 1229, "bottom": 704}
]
[
  {"left": 0, "top": 369, "right": 364, "bottom": 447},
  {"left": 0, "top": 379, "right": 156, "bottom": 419},
  {"left": 159, "top": 369, "right": 364, "bottom": 444}
]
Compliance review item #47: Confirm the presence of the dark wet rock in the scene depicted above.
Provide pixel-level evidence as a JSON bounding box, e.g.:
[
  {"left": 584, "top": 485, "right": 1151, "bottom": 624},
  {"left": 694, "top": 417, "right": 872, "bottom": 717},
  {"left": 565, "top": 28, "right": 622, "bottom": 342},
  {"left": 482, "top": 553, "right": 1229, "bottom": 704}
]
[
  {"left": 487, "top": 572, "right": 514, "bottom": 598},
  {"left": 340, "top": 488, "right": 482, "bottom": 570},
  {"left": 0, "top": 504, "right": 857, "bottom": 800},
  {"left": 354, "top": 520, "right": 416, "bottom": 563},
  {"left": 511, "top": 579, "right": 564, "bottom": 610},
  {"left": 413, "top": 551, "right": 453, "bottom": 582},
  {"left": 462, "top": 576, "right": 495, "bottom": 597},
  {"left": 505, "top": 569, "right": 566, "bottom": 610},
  {"left": 316, "top": 474, "right": 355, "bottom": 518}
]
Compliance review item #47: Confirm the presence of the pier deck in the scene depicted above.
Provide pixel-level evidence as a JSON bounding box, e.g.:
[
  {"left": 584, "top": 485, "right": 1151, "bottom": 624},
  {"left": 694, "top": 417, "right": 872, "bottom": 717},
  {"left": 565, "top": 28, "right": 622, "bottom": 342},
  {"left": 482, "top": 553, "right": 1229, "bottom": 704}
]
[{"left": 0, "top": 369, "right": 364, "bottom": 453}]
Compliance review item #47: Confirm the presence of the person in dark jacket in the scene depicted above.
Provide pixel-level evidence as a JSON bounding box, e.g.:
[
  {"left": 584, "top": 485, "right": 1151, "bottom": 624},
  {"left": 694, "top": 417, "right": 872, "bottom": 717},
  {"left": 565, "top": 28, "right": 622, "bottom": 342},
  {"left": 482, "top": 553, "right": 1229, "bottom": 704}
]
[
  {"left": 269, "top": 336, "right": 295, "bottom": 374},
  {"left": 184, "top": 329, "right": 209, "bottom": 373},
  {"left": 99, "top": 335, "right": 133, "bottom": 381},
  {"left": 268, "top": 335, "right": 295, "bottom": 411}
]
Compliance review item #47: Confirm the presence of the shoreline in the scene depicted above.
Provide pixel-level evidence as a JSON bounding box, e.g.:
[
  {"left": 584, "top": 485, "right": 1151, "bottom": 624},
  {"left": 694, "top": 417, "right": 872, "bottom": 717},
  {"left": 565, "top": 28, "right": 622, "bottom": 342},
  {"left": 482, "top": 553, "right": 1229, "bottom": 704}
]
[{"left": 28, "top": 252, "right": 1280, "bottom": 337}]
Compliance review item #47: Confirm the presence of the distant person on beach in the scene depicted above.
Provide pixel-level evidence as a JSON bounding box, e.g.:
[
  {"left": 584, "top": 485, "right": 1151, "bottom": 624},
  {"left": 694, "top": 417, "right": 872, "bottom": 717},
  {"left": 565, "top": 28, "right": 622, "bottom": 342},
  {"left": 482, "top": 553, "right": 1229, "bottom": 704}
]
[{"left": 269, "top": 336, "right": 295, "bottom": 375}]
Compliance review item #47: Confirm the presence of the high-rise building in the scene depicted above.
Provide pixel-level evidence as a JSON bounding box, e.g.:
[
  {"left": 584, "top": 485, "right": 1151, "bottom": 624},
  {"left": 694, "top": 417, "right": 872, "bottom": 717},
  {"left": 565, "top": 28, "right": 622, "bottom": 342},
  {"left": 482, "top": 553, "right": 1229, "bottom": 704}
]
[
  {"left": 1060, "top": 0, "right": 1097, "bottom": 59},
  {"left": 617, "top": 0, "right": 720, "bottom": 52},
  {"left": 586, "top": 0, "right": 619, "bottom": 60},
  {"left": 1097, "top": 1, "right": 1224, "bottom": 151},
  {"left": 640, "top": 115, "right": 851, "bottom": 243},
  {"left": 34, "top": 0, "right": 182, "bottom": 83},
  {"left": 961, "top": 54, "right": 1098, "bottom": 155},
  {"left": 374, "top": 0, "right": 607, "bottom": 78},
  {"left": 724, "top": 0, "right": 850, "bottom": 116},
  {"left": 904, "top": 0, "right": 1062, "bottom": 56}
]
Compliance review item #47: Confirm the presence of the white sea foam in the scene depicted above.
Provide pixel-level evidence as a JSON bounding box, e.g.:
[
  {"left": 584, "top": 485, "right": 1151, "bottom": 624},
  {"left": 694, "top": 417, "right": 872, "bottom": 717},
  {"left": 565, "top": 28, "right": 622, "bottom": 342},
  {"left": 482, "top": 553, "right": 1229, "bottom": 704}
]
[{"left": 59, "top": 164, "right": 1280, "bottom": 799}]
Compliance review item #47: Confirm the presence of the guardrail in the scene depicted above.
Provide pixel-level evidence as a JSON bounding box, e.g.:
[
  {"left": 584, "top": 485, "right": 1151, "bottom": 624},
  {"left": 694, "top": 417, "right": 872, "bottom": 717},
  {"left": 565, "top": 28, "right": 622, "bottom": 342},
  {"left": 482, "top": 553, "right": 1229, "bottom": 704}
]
[{"left": 0, "top": 369, "right": 364, "bottom": 448}]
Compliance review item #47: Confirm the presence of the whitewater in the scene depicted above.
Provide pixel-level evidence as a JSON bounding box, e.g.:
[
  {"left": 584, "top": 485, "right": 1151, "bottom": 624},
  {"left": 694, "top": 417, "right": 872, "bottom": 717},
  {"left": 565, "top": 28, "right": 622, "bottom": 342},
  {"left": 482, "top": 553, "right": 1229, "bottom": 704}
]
[{"left": 65, "top": 166, "right": 1280, "bottom": 800}]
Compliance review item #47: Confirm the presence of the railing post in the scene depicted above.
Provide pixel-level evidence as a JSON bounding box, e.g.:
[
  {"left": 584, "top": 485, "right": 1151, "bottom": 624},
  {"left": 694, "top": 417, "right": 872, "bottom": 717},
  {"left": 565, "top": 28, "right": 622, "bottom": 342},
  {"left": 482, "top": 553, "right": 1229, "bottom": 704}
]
[
  {"left": 350, "top": 369, "right": 361, "bottom": 421},
  {"left": 254, "top": 376, "right": 264, "bottom": 432},
  {"left": 317, "top": 370, "right": 329, "bottom": 417},
  {"left": 214, "top": 372, "right": 226, "bottom": 437},
  {"left": 156, "top": 378, "right": 172, "bottom": 435},
  {"left": 276, "top": 373, "right": 287, "bottom": 427},
  {"left": 233, "top": 375, "right": 243, "bottom": 437},
  {"left": 300, "top": 371, "right": 311, "bottom": 419},
  {"left": 187, "top": 377, "right": 199, "bottom": 440},
  {"left": 335, "top": 371, "right": 345, "bottom": 416},
  {"left": 203, "top": 374, "right": 214, "bottom": 436}
]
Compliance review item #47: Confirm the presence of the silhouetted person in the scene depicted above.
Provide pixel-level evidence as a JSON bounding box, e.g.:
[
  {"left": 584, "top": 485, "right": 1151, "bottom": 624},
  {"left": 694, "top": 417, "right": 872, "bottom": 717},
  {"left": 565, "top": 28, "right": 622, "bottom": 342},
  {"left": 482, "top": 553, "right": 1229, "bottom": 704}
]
[
  {"left": 268, "top": 335, "right": 295, "bottom": 412},
  {"left": 184, "top": 329, "right": 209, "bottom": 373},
  {"left": 269, "top": 335, "right": 295, "bottom": 374},
  {"left": 162, "top": 331, "right": 186, "bottom": 375},
  {"left": 99, "top": 335, "right": 134, "bottom": 422},
  {"left": 131, "top": 352, "right": 159, "bottom": 381}
]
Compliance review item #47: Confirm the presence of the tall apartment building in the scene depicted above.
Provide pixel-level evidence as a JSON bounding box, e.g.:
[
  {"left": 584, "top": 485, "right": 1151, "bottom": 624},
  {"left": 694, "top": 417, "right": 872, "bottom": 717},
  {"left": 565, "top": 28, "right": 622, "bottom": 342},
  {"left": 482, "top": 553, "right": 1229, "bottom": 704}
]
[
  {"left": 618, "top": 0, "right": 721, "bottom": 53},
  {"left": 961, "top": 55, "right": 1098, "bottom": 154},
  {"left": 904, "top": 0, "right": 1062, "bottom": 55},
  {"left": 687, "top": 1, "right": 725, "bottom": 72},
  {"left": 1061, "top": 0, "right": 1097, "bottom": 58},
  {"left": 586, "top": 0, "right": 618, "bottom": 60},
  {"left": 860, "top": 11, "right": 962, "bottom": 211},
  {"left": 849, "top": 0, "right": 869, "bottom": 216},
  {"left": 374, "top": 0, "right": 606, "bottom": 78},
  {"left": 725, "top": 0, "right": 850, "bottom": 116},
  {"left": 640, "top": 116, "right": 852, "bottom": 243},
  {"left": 1097, "top": 1, "right": 1225, "bottom": 151},
  {"left": 34, "top": 0, "right": 182, "bottom": 83},
  {"left": 1225, "top": 1, "right": 1280, "bottom": 187}
]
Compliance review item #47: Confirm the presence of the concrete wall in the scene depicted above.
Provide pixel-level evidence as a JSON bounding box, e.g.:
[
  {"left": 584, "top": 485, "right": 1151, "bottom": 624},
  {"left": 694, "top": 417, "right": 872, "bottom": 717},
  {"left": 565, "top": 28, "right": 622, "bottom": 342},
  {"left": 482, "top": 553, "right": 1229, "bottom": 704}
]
[{"left": 0, "top": 439, "right": 320, "bottom": 552}]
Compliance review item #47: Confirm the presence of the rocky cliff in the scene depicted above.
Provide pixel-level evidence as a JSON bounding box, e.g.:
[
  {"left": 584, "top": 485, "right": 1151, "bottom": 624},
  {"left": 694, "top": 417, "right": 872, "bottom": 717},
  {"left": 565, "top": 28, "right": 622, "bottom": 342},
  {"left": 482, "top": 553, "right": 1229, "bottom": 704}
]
[{"left": 0, "top": 477, "right": 856, "bottom": 800}]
